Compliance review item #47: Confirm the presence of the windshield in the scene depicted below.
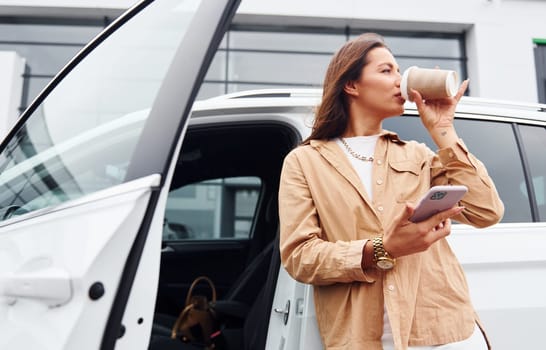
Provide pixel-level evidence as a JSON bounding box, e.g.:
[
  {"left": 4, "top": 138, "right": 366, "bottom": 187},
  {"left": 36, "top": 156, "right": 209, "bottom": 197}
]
[{"left": 0, "top": 0, "right": 203, "bottom": 222}]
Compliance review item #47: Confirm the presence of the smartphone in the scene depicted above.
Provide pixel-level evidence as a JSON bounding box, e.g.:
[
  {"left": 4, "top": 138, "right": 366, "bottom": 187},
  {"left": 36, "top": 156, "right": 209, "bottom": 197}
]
[{"left": 409, "top": 185, "right": 468, "bottom": 223}]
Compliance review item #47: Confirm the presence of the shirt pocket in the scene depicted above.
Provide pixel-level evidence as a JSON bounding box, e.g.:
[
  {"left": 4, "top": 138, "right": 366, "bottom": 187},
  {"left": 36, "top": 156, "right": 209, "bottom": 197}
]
[{"left": 389, "top": 159, "right": 428, "bottom": 203}]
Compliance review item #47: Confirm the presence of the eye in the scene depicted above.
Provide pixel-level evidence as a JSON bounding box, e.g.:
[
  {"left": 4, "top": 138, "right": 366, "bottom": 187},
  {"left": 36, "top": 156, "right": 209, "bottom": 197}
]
[{"left": 381, "top": 68, "right": 391, "bottom": 74}]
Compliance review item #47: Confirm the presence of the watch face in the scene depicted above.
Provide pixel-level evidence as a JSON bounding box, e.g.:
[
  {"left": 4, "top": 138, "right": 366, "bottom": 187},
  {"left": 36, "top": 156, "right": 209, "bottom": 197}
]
[{"left": 377, "top": 257, "right": 395, "bottom": 270}]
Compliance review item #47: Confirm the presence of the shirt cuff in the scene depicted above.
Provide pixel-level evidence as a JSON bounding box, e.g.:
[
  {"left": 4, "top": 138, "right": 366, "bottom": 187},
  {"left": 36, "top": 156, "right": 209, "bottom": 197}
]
[
  {"left": 345, "top": 239, "right": 375, "bottom": 283},
  {"left": 437, "top": 139, "right": 472, "bottom": 167}
]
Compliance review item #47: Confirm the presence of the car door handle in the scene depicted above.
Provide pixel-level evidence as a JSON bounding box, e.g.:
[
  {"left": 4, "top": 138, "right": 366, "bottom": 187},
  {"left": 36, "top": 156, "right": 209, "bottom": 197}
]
[
  {"left": 274, "top": 300, "right": 290, "bottom": 325},
  {"left": 1, "top": 267, "right": 73, "bottom": 307},
  {"left": 161, "top": 245, "right": 174, "bottom": 253}
]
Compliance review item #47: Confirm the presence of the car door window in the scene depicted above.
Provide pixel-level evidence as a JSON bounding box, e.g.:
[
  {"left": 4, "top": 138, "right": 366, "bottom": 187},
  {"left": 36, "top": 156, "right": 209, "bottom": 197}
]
[
  {"left": 452, "top": 119, "right": 532, "bottom": 222},
  {"left": 383, "top": 116, "right": 531, "bottom": 222},
  {"left": 0, "top": 0, "right": 195, "bottom": 222},
  {"left": 163, "top": 176, "right": 261, "bottom": 240},
  {"left": 519, "top": 124, "right": 546, "bottom": 221}
]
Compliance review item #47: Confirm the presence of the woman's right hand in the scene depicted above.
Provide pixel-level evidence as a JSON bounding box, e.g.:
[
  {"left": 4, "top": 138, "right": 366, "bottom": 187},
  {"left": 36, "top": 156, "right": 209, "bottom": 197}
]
[{"left": 382, "top": 204, "right": 464, "bottom": 258}]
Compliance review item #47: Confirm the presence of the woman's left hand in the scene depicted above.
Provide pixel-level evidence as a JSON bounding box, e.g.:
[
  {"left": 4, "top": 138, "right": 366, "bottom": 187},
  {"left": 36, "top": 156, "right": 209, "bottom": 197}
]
[
  {"left": 410, "top": 79, "right": 469, "bottom": 148},
  {"left": 410, "top": 79, "right": 469, "bottom": 130}
]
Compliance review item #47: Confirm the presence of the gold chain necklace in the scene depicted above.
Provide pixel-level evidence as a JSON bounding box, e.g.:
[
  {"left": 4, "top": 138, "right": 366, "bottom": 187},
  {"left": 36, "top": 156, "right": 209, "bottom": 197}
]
[{"left": 340, "top": 138, "right": 374, "bottom": 162}]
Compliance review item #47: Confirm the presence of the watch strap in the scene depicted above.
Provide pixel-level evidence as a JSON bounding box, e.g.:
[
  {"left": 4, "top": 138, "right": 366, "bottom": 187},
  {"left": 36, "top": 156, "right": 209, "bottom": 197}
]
[{"left": 372, "top": 236, "right": 396, "bottom": 269}]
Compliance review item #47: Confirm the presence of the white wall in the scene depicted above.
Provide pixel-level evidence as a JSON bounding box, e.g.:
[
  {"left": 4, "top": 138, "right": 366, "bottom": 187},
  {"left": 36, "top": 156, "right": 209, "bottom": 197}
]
[
  {"left": 0, "top": 52, "right": 25, "bottom": 138},
  {"left": 0, "top": 0, "right": 545, "bottom": 103}
]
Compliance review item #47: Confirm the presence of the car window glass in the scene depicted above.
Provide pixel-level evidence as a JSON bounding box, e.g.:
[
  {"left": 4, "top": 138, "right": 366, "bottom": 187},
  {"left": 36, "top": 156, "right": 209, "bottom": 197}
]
[
  {"left": 519, "top": 125, "right": 546, "bottom": 221},
  {"left": 0, "top": 0, "right": 202, "bottom": 222},
  {"left": 453, "top": 119, "right": 531, "bottom": 222},
  {"left": 163, "top": 176, "right": 261, "bottom": 241},
  {"left": 383, "top": 116, "right": 531, "bottom": 223}
]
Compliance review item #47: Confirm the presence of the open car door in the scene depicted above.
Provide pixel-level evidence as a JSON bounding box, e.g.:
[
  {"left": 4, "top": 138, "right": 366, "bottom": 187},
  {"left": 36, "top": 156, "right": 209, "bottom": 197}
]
[{"left": 0, "top": 0, "right": 240, "bottom": 349}]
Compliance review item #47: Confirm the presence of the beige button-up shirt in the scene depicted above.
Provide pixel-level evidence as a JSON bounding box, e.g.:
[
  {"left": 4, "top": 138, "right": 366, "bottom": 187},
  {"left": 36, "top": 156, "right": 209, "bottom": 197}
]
[{"left": 278, "top": 130, "right": 504, "bottom": 350}]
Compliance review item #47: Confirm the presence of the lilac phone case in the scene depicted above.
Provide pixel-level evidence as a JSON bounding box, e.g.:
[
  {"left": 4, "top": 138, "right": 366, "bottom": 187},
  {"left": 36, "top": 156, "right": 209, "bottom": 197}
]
[{"left": 409, "top": 185, "right": 468, "bottom": 222}]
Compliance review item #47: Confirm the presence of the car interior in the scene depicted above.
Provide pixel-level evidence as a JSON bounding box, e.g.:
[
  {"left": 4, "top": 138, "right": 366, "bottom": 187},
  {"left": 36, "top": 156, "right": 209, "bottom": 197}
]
[{"left": 148, "top": 120, "right": 300, "bottom": 350}]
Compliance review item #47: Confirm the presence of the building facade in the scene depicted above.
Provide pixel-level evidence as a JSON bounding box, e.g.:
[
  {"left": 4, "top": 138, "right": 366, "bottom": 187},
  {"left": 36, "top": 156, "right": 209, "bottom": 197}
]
[{"left": 0, "top": 0, "right": 546, "bottom": 137}]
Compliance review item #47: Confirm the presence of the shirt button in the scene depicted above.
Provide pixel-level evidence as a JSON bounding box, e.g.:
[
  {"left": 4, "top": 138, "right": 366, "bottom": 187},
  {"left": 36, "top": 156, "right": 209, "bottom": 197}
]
[
  {"left": 377, "top": 206, "right": 384, "bottom": 212},
  {"left": 376, "top": 179, "right": 383, "bottom": 185},
  {"left": 388, "top": 285, "right": 395, "bottom": 291},
  {"left": 376, "top": 159, "right": 383, "bottom": 165}
]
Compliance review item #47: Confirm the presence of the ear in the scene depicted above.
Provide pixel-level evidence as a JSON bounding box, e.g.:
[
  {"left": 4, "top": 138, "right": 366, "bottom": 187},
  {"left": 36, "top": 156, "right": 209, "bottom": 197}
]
[{"left": 343, "top": 80, "right": 359, "bottom": 97}]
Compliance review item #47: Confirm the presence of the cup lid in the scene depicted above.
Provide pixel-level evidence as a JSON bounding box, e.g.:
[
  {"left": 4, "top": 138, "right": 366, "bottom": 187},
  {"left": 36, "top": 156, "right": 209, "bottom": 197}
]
[
  {"left": 400, "top": 66, "right": 417, "bottom": 101},
  {"left": 445, "top": 71, "right": 459, "bottom": 97}
]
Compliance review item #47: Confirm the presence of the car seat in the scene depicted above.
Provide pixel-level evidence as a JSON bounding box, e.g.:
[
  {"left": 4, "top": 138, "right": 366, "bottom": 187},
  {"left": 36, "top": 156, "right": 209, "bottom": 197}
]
[
  {"left": 149, "top": 234, "right": 280, "bottom": 350},
  {"left": 151, "top": 239, "right": 275, "bottom": 336}
]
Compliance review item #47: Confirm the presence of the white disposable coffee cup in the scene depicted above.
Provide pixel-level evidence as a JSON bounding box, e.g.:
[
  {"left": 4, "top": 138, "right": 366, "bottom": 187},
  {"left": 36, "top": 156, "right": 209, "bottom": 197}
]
[{"left": 401, "top": 66, "right": 459, "bottom": 101}]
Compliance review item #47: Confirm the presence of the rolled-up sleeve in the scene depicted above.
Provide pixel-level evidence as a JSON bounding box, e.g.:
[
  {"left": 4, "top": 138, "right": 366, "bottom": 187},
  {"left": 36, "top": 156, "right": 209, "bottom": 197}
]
[
  {"left": 278, "top": 150, "right": 375, "bottom": 286},
  {"left": 431, "top": 139, "right": 504, "bottom": 228}
]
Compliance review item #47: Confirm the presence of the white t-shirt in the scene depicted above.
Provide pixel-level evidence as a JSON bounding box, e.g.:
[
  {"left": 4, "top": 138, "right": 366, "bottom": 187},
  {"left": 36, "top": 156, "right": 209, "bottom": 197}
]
[{"left": 335, "top": 135, "right": 378, "bottom": 199}]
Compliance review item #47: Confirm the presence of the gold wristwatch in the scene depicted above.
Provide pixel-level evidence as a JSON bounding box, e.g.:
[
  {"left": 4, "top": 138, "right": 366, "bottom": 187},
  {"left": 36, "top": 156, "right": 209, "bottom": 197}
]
[{"left": 372, "top": 236, "right": 396, "bottom": 270}]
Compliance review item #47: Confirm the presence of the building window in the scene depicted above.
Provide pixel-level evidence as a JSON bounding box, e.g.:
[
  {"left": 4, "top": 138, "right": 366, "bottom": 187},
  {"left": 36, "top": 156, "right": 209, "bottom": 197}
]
[
  {"left": 533, "top": 39, "right": 546, "bottom": 103},
  {"left": 1, "top": 18, "right": 467, "bottom": 109},
  {"left": 197, "top": 26, "right": 467, "bottom": 100},
  {"left": 360, "top": 32, "right": 467, "bottom": 80},
  {"left": 164, "top": 177, "right": 261, "bottom": 240},
  {"left": 0, "top": 17, "right": 113, "bottom": 113}
]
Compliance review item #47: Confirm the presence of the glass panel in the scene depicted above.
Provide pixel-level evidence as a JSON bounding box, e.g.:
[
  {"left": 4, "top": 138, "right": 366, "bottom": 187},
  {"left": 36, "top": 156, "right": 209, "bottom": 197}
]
[
  {"left": 383, "top": 116, "right": 531, "bottom": 223},
  {"left": 204, "top": 50, "right": 226, "bottom": 80},
  {"left": 196, "top": 29, "right": 466, "bottom": 99},
  {"left": 0, "top": 23, "right": 104, "bottom": 44},
  {"left": 163, "top": 176, "right": 261, "bottom": 240},
  {"left": 0, "top": 0, "right": 205, "bottom": 222},
  {"left": 0, "top": 43, "right": 83, "bottom": 75},
  {"left": 229, "top": 51, "right": 330, "bottom": 85},
  {"left": 519, "top": 125, "right": 546, "bottom": 221},
  {"left": 454, "top": 119, "right": 530, "bottom": 223},
  {"left": 349, "top": 33, "right": 461, "bottom": 58},
  {"left": 396, "top": 57, "right": 464, "bottom": 77},
  {"left": 20, "top": 76, "right": 53, "bottom": 110},
  {"left": 383, "top": 115, "right": 435, "bottom": 149},
  {"left": 385, "top": 36, "right": 461, "bottom": 58},
  {"left": 197, "top": 82, "right": 226, "bottom": 100},
  {"left": 230, "top": 31, "right": 345, "bottom": 53}
]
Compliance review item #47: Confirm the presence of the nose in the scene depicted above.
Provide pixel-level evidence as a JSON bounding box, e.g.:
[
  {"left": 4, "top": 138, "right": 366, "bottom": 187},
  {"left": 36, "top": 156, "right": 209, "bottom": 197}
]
[{"left": 395, "top": 72, "right": 402, "bottom": 87}]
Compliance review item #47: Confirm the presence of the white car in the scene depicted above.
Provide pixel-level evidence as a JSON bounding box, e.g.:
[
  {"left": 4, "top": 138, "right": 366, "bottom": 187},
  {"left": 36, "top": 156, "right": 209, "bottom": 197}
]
[{"left": 0, "top": 0, "right": 545, "bottom": 349}]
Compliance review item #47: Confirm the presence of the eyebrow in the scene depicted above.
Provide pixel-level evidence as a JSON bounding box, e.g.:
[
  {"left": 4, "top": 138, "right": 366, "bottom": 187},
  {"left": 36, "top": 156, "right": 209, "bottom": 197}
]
[{"left": 377, "top": 62, "right": 400, "bottom": 71}]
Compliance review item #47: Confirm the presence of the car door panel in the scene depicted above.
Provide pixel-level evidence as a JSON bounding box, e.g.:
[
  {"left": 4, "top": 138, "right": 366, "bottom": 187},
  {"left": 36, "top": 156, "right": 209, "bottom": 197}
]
[
  {"left": 0, "top": 175, "right": 159, "bottom": 350},
  {"left": 448, "top": 223, "right": 546, "bottom": 349},
  {"left": 0, "top": 0, "right": 241, "bottom": 348}
]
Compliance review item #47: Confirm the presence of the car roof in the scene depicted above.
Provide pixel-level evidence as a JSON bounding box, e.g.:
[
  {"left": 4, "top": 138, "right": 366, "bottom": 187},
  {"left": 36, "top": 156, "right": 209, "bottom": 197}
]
[{"left": 191, "top": 88, "right": 546, "bottom": 124}]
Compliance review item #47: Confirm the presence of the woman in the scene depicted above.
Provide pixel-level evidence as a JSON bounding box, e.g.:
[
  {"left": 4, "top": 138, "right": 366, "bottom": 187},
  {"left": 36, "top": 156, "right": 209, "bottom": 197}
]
[{"left": 278, "top": 33, "right": 504, "bottom": 350}]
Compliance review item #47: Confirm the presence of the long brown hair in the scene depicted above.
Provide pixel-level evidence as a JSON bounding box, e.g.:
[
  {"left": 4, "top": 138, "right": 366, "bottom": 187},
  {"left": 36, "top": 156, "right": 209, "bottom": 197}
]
[{"left": 303, "top": 33, "right": 387, "bottom": 144}]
